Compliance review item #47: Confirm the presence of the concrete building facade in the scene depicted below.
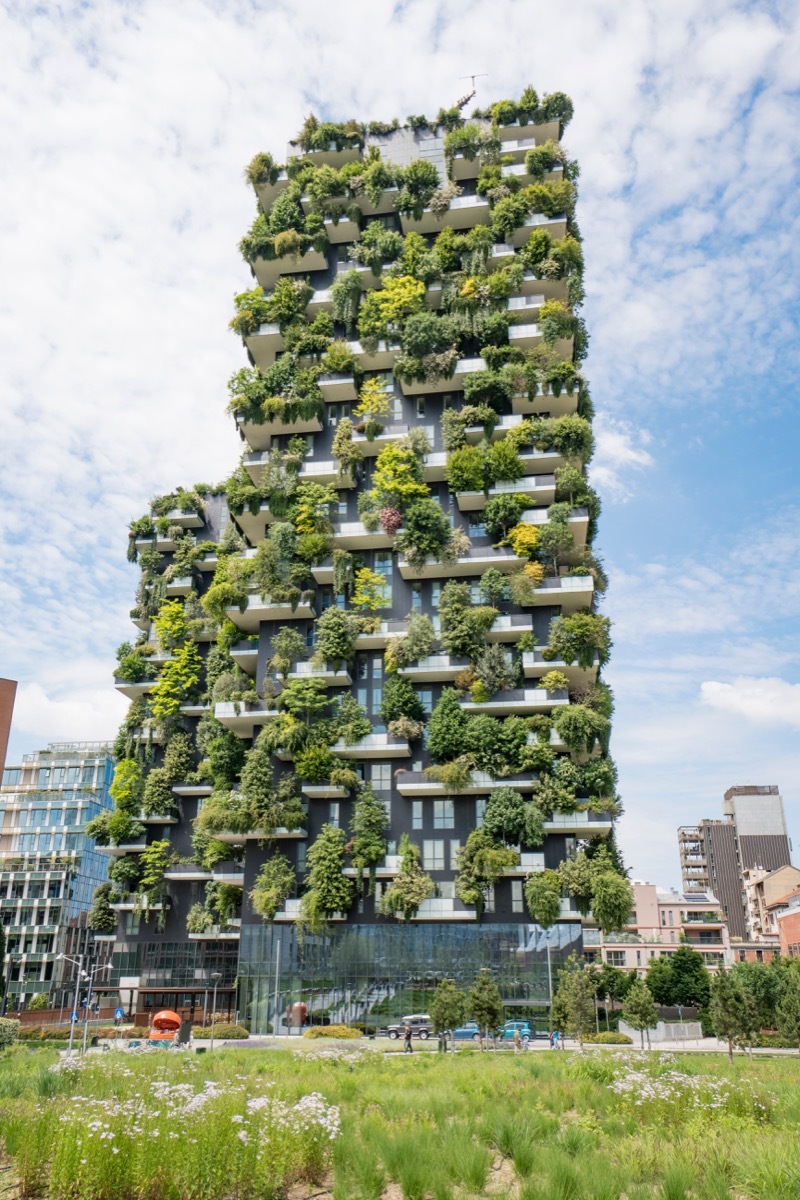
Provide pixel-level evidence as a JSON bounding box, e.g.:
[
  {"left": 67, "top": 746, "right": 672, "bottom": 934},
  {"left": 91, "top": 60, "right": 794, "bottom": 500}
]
[{"left": 678, "top": 785, "right": 792, "bottom": 941}]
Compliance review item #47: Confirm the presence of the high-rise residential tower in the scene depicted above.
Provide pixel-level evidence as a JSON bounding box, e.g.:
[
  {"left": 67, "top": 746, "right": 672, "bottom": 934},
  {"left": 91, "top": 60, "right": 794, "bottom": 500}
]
[
  {"left": 679, "top": 785, "right": 791, "bottom": 940},
  {"left": 0, "top": 679, "right": 16, "bottom": 780},
  {"left": 100, "top": 88, "right": 626, "bottom": 1030}
]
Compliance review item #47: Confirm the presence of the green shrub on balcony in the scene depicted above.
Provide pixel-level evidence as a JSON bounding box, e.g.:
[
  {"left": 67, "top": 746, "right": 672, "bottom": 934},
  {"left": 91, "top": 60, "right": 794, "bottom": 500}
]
[
  {"left": 88, "top": 883, "right": 118, "bottom": 934},
  {"left": 229, "top": 286, "right": 271, "bottom": 337},
  {"left": 250, "top": 853, "right": 296, "bottom": 920},
  {"left": 244, "top": 151, "right": 280, "bottom": 187},
  {"left": 349, "top": 220, "right": 404, "bottom": 277},
  {"left": 455, "top": 828, "right": 519, "bottom": 916},
  {"left": 394, "top": 497, "right": 452, "bottom": 568},
  {"left": 349, "top": 787, "right": 389, "bottom": 893},
  {"left": 439, "top": 582, "right": 498, "bottom": 659},
  {"left": 299, "top": 824, "right": 355, "bottom": 933},
  {"left": 524, "top": 870, "right": 562, "bottom": 928},
  {"left": 395, "top": 159, "right": 440, "bottom": 220},
  {"left": 545, "top": 610, "right": 612, "bottom": 669},
  {"left": 378, "top": 835, "right": 434, "bottom": 919}
]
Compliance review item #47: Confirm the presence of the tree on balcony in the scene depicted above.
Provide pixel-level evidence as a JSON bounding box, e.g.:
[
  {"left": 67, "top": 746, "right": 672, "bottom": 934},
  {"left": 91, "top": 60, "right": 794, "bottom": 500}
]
[
  {"left": 378, "top": 835, "right": 434, "bottom": 920},
  {"left": 347, "top": 787, "right": 389, "bottom": 894},
  {"left": 250, "top": 853, "right": 297, "bottom": 921}
]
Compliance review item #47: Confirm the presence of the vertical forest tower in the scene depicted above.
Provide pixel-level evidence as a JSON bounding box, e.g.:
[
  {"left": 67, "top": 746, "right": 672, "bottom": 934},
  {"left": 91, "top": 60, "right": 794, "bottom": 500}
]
[{"left": 104, "top": 88, "right": 627, "bottom": 1030}]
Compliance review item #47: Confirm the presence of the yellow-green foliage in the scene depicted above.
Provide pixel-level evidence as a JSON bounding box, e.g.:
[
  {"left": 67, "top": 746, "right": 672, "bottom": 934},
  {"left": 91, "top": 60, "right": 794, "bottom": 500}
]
[
  {"left": 152, "top": 642, "right": 203, "bottom": 720},
  {"left": 505, "top": 522, "right": 540, "bottom": 559},
  {"left": 351, "top": 567, "right": 387, "bottom": 611},
  {"left": 153, "top": 599, "right": 188, "bottom": 649},
  {"left": 354, "top": 376, "right": 392, "bottom": 420},
  {"left": 358, "top": 275, "right": 426, "bottom": 342}
]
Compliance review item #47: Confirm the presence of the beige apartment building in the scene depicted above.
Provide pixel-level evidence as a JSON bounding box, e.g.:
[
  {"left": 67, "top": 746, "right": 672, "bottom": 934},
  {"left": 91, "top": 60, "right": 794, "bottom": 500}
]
[{"left": 584, "top": 882, "right": 731, "bottom": 974}]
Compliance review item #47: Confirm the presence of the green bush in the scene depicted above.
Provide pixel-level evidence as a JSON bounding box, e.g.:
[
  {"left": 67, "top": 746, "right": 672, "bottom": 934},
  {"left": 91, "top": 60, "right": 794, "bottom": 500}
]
[
  {"left": 302, "top": 1025, "right": 363, "bottom": 1039},
  {"left": 583, "top": 1031, "right": 632, "bottom": 1045},
  {"left": 15, "top": 1025, "right": 41, "bottom": 1041},
  {"left": 191, "top": 1023, "right": 250, "bottom": 1040},
  {"left": 0, "top": 1019, "right": 20, "bottom": 1046}
]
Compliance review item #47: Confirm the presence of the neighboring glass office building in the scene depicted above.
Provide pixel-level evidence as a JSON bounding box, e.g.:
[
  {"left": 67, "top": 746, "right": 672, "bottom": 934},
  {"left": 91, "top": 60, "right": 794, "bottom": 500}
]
[
  {"left": 0, "top": 743, "right": 114, "bottom": 1008},
  {"left": 105, "top": 86, "right": 620, "bottom": 1031}
]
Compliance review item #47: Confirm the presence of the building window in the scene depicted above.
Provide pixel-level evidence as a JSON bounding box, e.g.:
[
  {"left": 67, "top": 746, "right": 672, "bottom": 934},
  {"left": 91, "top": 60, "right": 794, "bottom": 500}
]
[
  {"left": 416, "top": 397, "right": 426, "bottom": 418},
  {"left": 370, "top": 763, "right": 391, "bottom": 792},
  {"left": 668, "top": 910, "right": 673, "bottom": 926},
  {"left": 411, "top": 583, "right": 422, "bottom": 611},
  {"left": 423, "top": 840, "right": 444, "bottom": 871},
  {"left": 476, "top": 799, "right": 486, "bottom": 827},
  {"left": 412, "top": 801, "right": 423, "bottom": 831},
  {"left": 433, "top": 800, "right": 454, "bottom": 829},
  {"left": 511, "top": 880, "right": 523, "bottom": 913},
  {"left": 636, "top": 950, "right": 642, "bottom": 967},
  {"left": 1, "top": 769, "right": 20, "bottom": 787},
  {"left": 606, "top": 951, "right": 627, "bottom": 968},
  {"left": 329, "top": 802, "right": 340, "bottom": 828},
  {"left": 449, "top": 839, "right": 460, "bottom": 868},
  {"left": 296, "top": 843, "right": 306, "bottom": 874},
  {"left": 124, "top": 914, "right": 140, "bottom": 936},
  {"left": 416, "top": 689, "right": 433, "bottom": 715},
  {"left": 484, "top": 885, "right": 495, "bottom": 914},
  {"left": 374, "top": 554, "right": 392, "bottom": 604}
]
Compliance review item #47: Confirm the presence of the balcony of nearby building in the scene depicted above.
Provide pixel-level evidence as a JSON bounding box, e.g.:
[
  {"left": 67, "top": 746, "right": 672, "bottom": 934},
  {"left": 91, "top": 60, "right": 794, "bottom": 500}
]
[
  {"left": 250, "top": 246, "right": 329, "bottom": 290},
  {"left": 229, "top": 640, "right": 258, "bottom": 676},
  {"left": 165, "top": 576, "right": 193, "bottom": 598},
  {"left": 113, "top": 677, "right": 156, "bottom": 701},
  {"left": 286, "top": 661, "right": 352, "bottom": 687},
  {"left": 318, "top": 374, "right": 358, "bottom": 402},
  {"left": 544, "top": 811, "right": 614, "bottom": 837},
  {"left": 399, "top": 357, "right": 486, "bottom": 397},
  {"left": 496, "top": 116, "right": 562, "bottom": 146},
  {"left": 398, "top": 544, "right": 521, "bottom": 580},
  {"left": 109, "top": 894, "right": 166, "bottom": 912},
  {"left": 502, "top": 160, "right": 564, "bottom": 187},
  {"left": 238, "top": 413, "right": 323, "bottom": 455},
  {"left": 331, "top": 733, "right": 411, "bottom": 759},
  {"left": 395, "top": 770, "right": 539, "bottom": 797},
  {"left": 242, "top": 322, "right": 283, "bottom": 371},
  {"left": 351, "top": 423, "right": 409, "bottom": 458},
  {"left": 163, "top": 864, "right": 213, "bottom": 882},
  {"left": 164, "top": 508, "right": 204, "bottom": 530},
  {"left": 512, "top": 385, "right": 580, "bottom": 418},
  {"left": 300, "top": 186, "right": 401, "bottom": 219},
  {"left": 225, "top": 593, "right": 315, "bottom": 633},
  {"left": 484, "top": 614, "right": 535, "bottom": 643},
  {"left": 292, "top": 143, "right": 362, "bottom": 170},
  {"left": 253, "top": 169, "right": 289, "bottom": 211},
  {"left": 399, "top": 193, "right": 491, "bottom": 236},
  {"left": 455, "top": 474, "right": 556, "bottom": 512},
  {"left": 301, "top": 783, "right": 351, "bottom": 799},
  {"left": 397, "top": 654, "right": 471, "bottom": 683},
  {"left": 524, "top": 575, "right": 594, "bottom": 611},
  {"left": 323, "top": 214, "right": 360, "bottom": 244},
  {"left": 273, "top": 897, "right": 347, "bottom": 921},
  {"left": 212, "top": 861, "right": 245, "bottom": 886},
  {"left": 216, "top": 826, "right": 307, "bottom": 846},
  {"left": 213, "top": 700, "right": 280, "bottom": 737},
  {"left": 522, "top": 648, "right": 600, "bottom": 688},
  {"left": 353, "top": 619, "right": 408, "bottom": 649},
  {"left": 344, "top": 853, "right": 403, "bottom": 879},
  {"left": 171, "top": 783, "right": 213, "bottom": 798},
  {"left": 298, "top": 459, "right": 354, "bottom": 488},
  {"left": 329, "top": 521, "right": 394, "bottom": 551},
  {"left": 504, "top": 852, "right": 546, "bottom": 876},
  {"left": 345, "top": 340, "right": 399, "bottom": 372},
  {"left": 509, "top": 214, "right": 568, "bottom": 247},
  {"left": 520, "top": 506, "right": 589, "bottom": 556},
  {"left": 96, "top": 836, "right": 148, "bottom": 857},
  {"left": 405, "top": 896, "right": 477, "bottom": 921},
  {"left": 188, "top": 922, "right": 242, "bottom": 941},
  {"left": 459, "top": 687, "right": 569, "bottom": 716}
]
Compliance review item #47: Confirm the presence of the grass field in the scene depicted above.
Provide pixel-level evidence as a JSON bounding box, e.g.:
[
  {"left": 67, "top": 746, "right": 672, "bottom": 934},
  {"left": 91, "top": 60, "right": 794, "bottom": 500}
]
[{"left": 1, "top": 1044, "right": 799, "bottom": 1198}]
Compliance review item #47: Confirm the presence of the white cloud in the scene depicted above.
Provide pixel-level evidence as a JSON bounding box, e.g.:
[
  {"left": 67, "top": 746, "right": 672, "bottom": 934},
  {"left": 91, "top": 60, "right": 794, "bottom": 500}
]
[
  {"left": 590, "top": 414, "right": 653, "bottom": 501},
  {"left": 3, "top": 0, "right": 800, "bottom": 887},
  {"left": 701, "top": 677, "right": 800, "bottom": 729}
]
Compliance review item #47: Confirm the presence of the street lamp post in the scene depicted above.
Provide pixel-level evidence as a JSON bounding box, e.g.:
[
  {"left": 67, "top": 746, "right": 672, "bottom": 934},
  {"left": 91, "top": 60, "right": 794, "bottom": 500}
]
[
  {"left": 57, "top": 953, "right": 85, "bottom": 1058},
  {"left": 209, "top": 973, "right": 222, "bottom": 1051},
  {"left": 81, "top": 964, "right": 111, "bottom": 1055}
]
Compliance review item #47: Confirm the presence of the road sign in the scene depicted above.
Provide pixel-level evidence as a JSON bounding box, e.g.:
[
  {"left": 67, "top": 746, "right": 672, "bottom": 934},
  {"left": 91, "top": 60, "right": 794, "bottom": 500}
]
[
  {"left": 70, "top": 1011, "right": 79, "bottom": 1022},
  {"left": 114, "top": 1008, "right": 125, "bottom": 1021}
]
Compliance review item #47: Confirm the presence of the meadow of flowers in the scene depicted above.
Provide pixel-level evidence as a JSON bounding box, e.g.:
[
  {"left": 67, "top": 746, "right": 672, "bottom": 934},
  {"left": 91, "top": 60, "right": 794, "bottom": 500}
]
[{"left": 0, "top": 1044, "right": 798, "bottom": 1198}]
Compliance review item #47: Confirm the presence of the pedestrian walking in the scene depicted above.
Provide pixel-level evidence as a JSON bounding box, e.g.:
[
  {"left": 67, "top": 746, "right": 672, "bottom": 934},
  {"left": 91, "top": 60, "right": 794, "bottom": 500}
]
[
  {"left": 403, "top": 1023, "right": 413, "bottom": 1054},
  {"left": 550, "top": 1028, "right": 559, "bottom": 1049},
  {"left": 513, "top": 1029, "right": 522, "bottom": 1054}
]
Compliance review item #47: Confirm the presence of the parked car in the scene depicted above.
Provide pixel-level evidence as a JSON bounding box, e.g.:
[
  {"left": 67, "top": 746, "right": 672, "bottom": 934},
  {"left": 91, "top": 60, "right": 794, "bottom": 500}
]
[
  {"left": 498, "top": 1020, "right": 535, "bottom": 1041},
  {"left": 386, "top": 1014, "right": 433, "bottom": 1040},
  {"left": 452, "top": 1021, "right": 482, "bottom": 1041}
]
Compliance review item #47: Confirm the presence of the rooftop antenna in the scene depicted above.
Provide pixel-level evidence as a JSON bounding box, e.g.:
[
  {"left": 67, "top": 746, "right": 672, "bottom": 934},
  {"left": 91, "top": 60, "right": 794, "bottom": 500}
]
[{"left": 456, "top": 73, "right": 487, "bottom": 109}]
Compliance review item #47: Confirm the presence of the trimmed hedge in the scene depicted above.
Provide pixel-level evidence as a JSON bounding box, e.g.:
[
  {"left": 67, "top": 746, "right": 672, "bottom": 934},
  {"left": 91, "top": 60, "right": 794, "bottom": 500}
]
[
  {"left": 584, "top": 1032, "right": 633, "bottom": 1045},
  {"left": 191, "top": 1023, "right": 250, "bottom": 1040},
  {"left": 303, "top": 1025, "right": 363, "bottom": 1039}
]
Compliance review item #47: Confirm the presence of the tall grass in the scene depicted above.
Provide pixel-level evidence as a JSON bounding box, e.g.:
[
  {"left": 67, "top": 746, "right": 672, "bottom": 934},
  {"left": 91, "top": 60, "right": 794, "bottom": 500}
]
[{"left": 0, "top": 1045, "right": 798, "bottom": 1197}]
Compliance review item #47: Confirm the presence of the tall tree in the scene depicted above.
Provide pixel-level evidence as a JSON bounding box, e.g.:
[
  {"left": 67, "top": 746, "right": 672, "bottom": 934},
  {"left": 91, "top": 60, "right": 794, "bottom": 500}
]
[
  {"left": 669, "top": 944, "right": 711, "bottom": 1008},
  {"left": 621, "top": 980, "right": 658, "bottom": 1049},
  {"left": 552, "top": 954, "right": 597, "bottom": 1049},
  {"left": 777, "top": 968, "right": 800, "bottom": 1054},
  {"left": 468, "top": 969, "right": 504, "bottom": 1047},
  {"left": 430, "top": 978, "right": 467, "bottom": 1043},
  {"left": 711, "top": 969, "right": 754, "bottom": 1062}
]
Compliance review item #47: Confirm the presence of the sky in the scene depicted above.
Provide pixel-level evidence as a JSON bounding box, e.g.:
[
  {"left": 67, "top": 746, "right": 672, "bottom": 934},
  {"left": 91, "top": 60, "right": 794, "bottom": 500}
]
[{"left": 2, "top": 0, "right": 800, "bottom": 890}]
